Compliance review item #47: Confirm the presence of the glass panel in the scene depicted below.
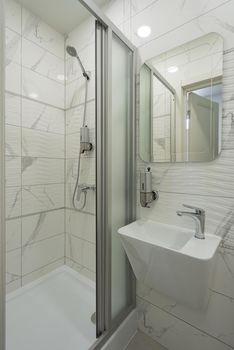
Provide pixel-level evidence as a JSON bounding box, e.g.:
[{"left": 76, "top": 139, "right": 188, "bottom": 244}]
[{"left": 111, "top": 34, "right": 133, "bottom": 320}]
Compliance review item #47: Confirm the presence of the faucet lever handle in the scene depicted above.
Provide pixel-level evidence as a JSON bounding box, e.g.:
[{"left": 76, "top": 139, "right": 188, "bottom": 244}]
[{"left": 182, "top": 204, "right": 205, "bottom": 215}]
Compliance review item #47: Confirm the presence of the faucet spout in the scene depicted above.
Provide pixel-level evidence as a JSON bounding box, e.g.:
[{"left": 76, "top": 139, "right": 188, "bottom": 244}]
[{"left": 176, "top": 204, "right": 205, "bottom": 239}]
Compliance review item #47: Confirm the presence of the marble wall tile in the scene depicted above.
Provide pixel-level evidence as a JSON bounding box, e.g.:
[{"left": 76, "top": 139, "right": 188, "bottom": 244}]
[
  {"left": 22, "top": 184, "right": 64, "bottom": 215},
  {"left": 157, "top": 150, "right": 234, "bottom": 198},
  {"left": 6, "top": 248, "right": 21, "bottom": 285},
  {"left": 22, "top": 157, "right": 64, "bottom": 185},
  {"left": 66, "top": 157, "right": 95, "bottom": 186},
  {"left": 22, "top": 234, "right": 64, "bottom": 275},
  {"left": 137, "top": 298, "right": 232, "bottom": 350},
  {"left": 5, "top": 125, "right": 21, "bottom": 157},
  {"left": 6, "top": 279, "right": 21, "bottom": 294},
  {"left": 66, "top": 16, "right": 95, "bottom": 55},
  {"left": 213, "top": 248, "right": 234, "bottom": 299},
  {"left": 6, "top": 28, "right": 21, "bottom": 66},
  {"left": 5, "top": 156, "right": 21, "bottom": 187},
  {"left": 22, "top": 7, "right": 64, "bottom": 59},
  {"left": 22, "top": 209, "right": 64, "bottom": 246},
  {"left": 22, "top": 258, "right": 64, "bottom": 286},
  {"left": 5, "top": 187, "right": 21, "bottom": 219},
  {"left": 66, "top": 209, "right": 95, "bottom": 244},
  {"left": 5, "top": 62, "right": 21, "bottom": 95},
  {"left": 5, "top": 93, "right": 21, "bottom": 127},
  {"left": 66, "top": 71, "right": 95, "bottom": 109},
  {"left": 22, "top": 128, "right": 64, "bottom": 158},
  {"left": 65, "top": 233, "right": 95, "bottom": 273},
  {"left": 137, "top": 279, "right": 234, "bottom": 348},
  {"left": 22, "top": 98, "right": 64, "bottom": 134},
  {"left": 22, "top": 67, "right": 64, "bottom": 108},
  {"left": 6, "top": 218, "right": 21, "bottom": 252},
  {"left": 5, "top": 0, "right": 21, "bottom": 34},
  {"left": 22, "top": 38, "right": 64, "bottom": 83}
]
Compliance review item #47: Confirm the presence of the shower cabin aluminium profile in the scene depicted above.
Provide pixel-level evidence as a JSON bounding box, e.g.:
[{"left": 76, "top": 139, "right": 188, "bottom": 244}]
[
  {"left": 0, "top": 0, "right": 5, "bottom": 348},
  {"left": 94, "top": 20, "right": 136, "bottom": 348}
]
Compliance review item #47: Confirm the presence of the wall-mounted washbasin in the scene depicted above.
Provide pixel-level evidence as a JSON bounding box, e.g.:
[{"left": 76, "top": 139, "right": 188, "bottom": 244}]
[{"left": 118, "top": 219, "right": 221, "bottom": 308}]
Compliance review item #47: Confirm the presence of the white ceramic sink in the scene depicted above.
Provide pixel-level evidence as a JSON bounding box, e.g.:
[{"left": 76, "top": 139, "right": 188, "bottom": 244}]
[{"left": 118, "top": 219, "right": 221, "bottom": 308}]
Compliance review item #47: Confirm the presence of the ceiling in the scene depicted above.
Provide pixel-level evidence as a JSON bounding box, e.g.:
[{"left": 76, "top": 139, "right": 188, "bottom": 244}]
[{"left": 18, "top": 0, "right": 109, "bottom": 34}]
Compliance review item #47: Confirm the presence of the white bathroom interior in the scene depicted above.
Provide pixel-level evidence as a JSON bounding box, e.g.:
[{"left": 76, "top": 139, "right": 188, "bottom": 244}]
[{"left": 2, "top": 0, "right": 234, "bottom": 350}]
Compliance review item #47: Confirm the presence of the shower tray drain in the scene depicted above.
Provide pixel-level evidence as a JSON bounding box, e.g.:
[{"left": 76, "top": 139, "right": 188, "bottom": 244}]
[{"left": 91, "top": 312, "right": 96, "bottom": 325}]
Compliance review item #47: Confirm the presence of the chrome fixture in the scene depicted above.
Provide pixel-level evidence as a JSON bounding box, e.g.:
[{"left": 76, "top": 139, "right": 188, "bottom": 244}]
[
  {"left": 140, "top": 167, "right": 158, "bottom": 208},
  {"left": 177, "top": 204, "right": 205, "bottom": 239},
  {"left": 66, "top": 44, "right": 92, "bottom": 210}
]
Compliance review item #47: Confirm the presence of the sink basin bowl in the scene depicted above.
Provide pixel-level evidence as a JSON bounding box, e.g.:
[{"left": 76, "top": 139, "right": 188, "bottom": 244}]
[{"left": 118, "top": 219, "right": 221, "bottom": 308}]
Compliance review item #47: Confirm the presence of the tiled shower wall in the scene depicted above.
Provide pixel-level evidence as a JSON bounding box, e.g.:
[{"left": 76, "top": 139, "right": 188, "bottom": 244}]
[
  {"left": 101, "top": 0, "right": 234, "bottom": 349},
  {"left": 64, "top": 16, "right": 96, "bottom": 281},
  {"left": 5, "top": 0, "right": 65, "bottom": 293}
]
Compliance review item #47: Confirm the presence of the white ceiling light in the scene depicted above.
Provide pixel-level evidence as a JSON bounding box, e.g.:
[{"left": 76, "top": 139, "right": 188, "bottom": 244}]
[
  {"left": 137, "top": 25, "right": 151, "bottom": 38},
  {"left": 29, "top": 92, "right": 38, "bottom": 99},
  {"left": 167, "top": 66, "right": 179, "bottom": 73}
]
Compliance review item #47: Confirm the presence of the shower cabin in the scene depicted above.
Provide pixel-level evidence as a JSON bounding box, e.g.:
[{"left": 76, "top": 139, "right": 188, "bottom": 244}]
[{"left": 0, "top": 0, "right": 136, "bottom": 349}]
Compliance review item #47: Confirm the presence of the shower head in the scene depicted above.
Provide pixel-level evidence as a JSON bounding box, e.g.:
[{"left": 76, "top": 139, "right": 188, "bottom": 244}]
[
  {"left": 66, "top": 45, "right": 78, "bottom": 57},
  {"left": 66, "top": 45, "right": 90, "bottom": 80}
]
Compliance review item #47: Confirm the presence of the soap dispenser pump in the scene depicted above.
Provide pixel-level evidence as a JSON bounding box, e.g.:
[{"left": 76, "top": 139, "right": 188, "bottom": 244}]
[{"left": 140, "top": 167, "right": 158, "bottom": 208}]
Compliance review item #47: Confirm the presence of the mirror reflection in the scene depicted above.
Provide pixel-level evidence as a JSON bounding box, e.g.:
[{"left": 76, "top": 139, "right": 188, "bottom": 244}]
[{"left": 139, "top": 33, "right": 223, "bottom": 163}]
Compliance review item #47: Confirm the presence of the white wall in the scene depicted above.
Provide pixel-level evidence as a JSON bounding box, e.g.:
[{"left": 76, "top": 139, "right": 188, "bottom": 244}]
[{"left": 5, "top": 0, "right": 65, "bottom": 292}]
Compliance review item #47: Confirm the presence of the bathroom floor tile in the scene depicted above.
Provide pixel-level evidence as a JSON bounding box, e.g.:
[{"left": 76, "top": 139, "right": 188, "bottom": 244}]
[{"left": 126, "top": 331, "right": 167, "bottom": 350}]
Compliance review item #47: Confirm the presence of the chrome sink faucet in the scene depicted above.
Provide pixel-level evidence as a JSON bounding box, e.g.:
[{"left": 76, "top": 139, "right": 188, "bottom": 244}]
[{"left": 176, "top": 204, "right": 205, "bottom": 239}]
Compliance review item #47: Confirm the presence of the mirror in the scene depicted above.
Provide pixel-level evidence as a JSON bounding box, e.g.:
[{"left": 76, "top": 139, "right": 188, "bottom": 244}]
[{"left": 139, "top": 33, "right": 223, "bottom": 163}]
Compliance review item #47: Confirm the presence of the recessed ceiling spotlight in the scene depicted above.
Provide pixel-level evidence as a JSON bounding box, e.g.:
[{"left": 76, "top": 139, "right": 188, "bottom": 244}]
[
  {"left": 29, "top": 92, "right": 38, "bottom": 99},
  {"left": 167, "top": 66, "right": 179, "bottom": 73},
  {"left": 57, "top": 74, "right": 65, "bottom": 81},
  {"left": 137, "top": 25, "right": 151, "bottom": 38}
]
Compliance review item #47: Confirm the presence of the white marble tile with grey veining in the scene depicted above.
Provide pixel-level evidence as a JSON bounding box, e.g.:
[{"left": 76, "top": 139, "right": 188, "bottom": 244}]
[
  {"left": 5, "top": 28, "right": 21, "bottom": 66},
  {"left": 66, "top": 71, "right": 95, "bottom": 109},
  {"left": 5, "top": 186, "right": 21, "bottom": 219},
  {"left": 6, "top": 248, "right": 21, "bottom": 285},
  {"left": 22, "top": 156, "right": 64, "bottom": 185},
  {"left": 22, "top": 97, "right": 64, "bottom": 134},
  {"left": 5, "top": 156, "right": 21, "bottom": 188},
  {"left": 66, "top": 157, "right": 95, "bottom": 186},
  {"left": 22, "top": 128, "right": 64, "bottom": 158},
  {"left": 22, "top": 234, "right": 64, "bottom": 276},
  {"left": 66, "top": 209, "right": 95, "bottom": 244},
  {"left": 5, "top": 125, "right": 21, "bottom": 157},
  {"left": 22, "top": 184, "right": 64, "bottom": 215},
  {"left": 22, "top": 38, "right": 65, "bottom": 83},
  {"left": 5, "top": 0, "right": 21, "bottom": 34},
  {"left": 5, "top": 61, "right": 21, "bottom": 95},
  {"left": 22, "top": 209, "right": 64, "bottom": 247},
  {"left": 5, "top": 93, "right": 21, "bottom": 127},
  {"left": 137, "top": 298, "right": 233, "bottom": 350},
  {"left": 6, "top": 218, "right": 21, "bottom": 252},
  {"left": 66, "top": 233, "right": 95, "bottom": 273},
  {"left": 22, "top": 7, "right": 64, "bottom": 59},
  {"left": 22, "top": 67, "right": 64, "bottom": 108}
]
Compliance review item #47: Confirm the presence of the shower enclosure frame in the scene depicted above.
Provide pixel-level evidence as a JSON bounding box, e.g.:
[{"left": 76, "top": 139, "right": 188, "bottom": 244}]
[{"left": 0, "top": 0, "right": 136, "bottom": 349}]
